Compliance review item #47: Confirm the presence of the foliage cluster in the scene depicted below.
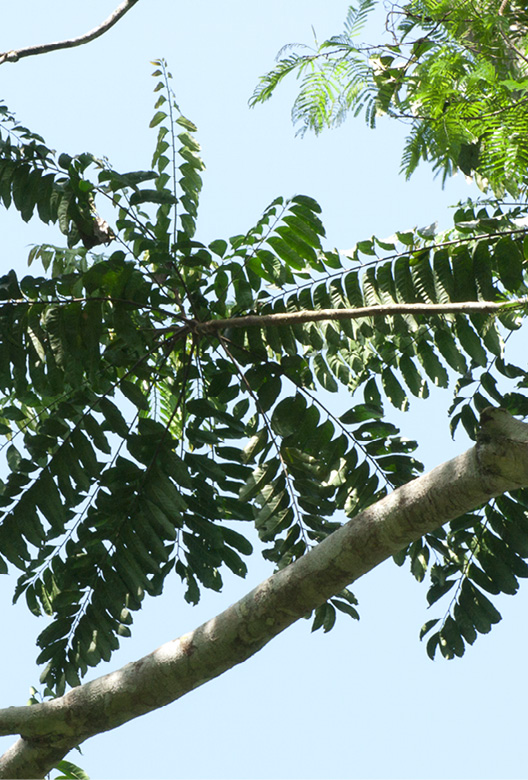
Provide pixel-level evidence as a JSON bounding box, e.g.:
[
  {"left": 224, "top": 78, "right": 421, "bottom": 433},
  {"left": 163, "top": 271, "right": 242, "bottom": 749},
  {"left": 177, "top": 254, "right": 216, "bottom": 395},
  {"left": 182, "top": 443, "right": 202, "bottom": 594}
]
[
  {"left": 1, "top": 14, "right": 528, "bottom": 699},
  {"left": 251, "top": 0, "right": 528, "bottom": 196}
]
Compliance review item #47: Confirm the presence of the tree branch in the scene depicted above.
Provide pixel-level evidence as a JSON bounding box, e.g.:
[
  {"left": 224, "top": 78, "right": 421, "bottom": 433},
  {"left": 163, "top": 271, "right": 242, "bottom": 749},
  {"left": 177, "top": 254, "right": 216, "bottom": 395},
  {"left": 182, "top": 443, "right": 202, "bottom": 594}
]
[
  {"left": 496, "top": 23, "right": 528, "bottom": 66},
  {"left": 194, "top": 299, "right": 527, "bottom": 335},
  {"left": 1, "top": 407, "right": 528, "bottom": 779},
  {"left": 0, "top": 0, "right": 140, "bottom": 65}
]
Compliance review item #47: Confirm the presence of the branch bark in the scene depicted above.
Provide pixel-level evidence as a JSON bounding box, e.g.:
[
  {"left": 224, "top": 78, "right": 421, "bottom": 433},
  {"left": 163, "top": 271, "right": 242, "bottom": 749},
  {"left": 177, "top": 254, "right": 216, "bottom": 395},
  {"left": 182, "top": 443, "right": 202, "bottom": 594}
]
[
  {"left": 0, "top": 0, "right": 140, "bottom": 65},
  {"left": 0, "top": 407, "right": 528, "bottom": 778},
  {"left": 194, "top": 299, "right": 527, "bottom": 335}
]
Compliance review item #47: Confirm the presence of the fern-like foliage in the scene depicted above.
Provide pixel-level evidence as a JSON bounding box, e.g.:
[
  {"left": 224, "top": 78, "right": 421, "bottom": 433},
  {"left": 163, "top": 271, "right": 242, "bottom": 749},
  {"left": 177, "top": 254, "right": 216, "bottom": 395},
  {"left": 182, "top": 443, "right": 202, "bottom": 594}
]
[
  {"left": 250, "top": 0, "right": 378, "bottom": 136},
  {"left": 251, "top": 0, "right": 528, "bottom": 195}
]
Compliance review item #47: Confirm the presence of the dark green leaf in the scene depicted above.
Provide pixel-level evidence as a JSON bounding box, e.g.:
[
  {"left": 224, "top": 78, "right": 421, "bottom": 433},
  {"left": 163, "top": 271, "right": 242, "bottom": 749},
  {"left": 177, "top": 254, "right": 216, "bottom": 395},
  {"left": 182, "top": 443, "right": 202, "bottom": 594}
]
[{"left": 494, "top": 237, "right": 523, "bottom": 293}]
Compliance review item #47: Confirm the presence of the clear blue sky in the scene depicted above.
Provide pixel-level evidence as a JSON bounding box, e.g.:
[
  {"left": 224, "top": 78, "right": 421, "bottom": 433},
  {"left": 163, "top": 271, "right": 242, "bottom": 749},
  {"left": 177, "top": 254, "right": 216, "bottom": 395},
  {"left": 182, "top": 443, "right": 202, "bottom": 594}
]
[{"left": 1, "top": 2, "right": 527, "bottom": 778}]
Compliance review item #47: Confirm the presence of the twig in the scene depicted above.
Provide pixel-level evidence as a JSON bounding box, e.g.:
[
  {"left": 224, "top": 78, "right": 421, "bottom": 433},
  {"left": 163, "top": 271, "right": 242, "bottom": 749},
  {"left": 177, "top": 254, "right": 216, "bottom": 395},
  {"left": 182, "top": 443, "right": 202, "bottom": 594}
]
[{"left": 0, "top": 0, "right": 140, "bottom": 65}]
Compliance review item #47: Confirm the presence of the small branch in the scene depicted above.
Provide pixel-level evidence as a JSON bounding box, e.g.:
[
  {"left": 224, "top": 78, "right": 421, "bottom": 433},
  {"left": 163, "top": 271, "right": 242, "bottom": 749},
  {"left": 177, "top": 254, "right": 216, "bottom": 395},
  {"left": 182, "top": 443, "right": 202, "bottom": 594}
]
[
  {"left": 495, "top": 15, "right": 528, "bottom": 66},
  {"left": 0, "top": 0, "right": 140, "bottom": 65},
  {"left": 194, "top": 299, "right": 527, "bottom": 335}
]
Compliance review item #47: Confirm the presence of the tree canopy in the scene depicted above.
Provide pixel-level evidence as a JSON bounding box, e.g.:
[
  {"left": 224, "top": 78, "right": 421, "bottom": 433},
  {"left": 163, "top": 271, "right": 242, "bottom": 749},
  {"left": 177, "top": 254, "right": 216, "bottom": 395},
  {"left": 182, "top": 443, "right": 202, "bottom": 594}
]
[
  {"left": 1, "top": 1, "right": 528, "bottom": 776},
  {"left": 252, "top": 0, "right": 528, "bottom": 196}
]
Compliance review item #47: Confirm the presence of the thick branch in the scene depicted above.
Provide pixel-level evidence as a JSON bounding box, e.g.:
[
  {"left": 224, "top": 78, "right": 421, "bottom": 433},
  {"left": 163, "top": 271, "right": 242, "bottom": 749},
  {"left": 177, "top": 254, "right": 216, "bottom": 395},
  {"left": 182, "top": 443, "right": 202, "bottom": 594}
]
[
  {"left": 1, "top": 408, "right": 528, "bottom": 778},
  {"left": 195, "top": 299, "right": 527, "bottom": 335},
  {"left": 0, "top": 0, "right": 140, "bottom": 65}
]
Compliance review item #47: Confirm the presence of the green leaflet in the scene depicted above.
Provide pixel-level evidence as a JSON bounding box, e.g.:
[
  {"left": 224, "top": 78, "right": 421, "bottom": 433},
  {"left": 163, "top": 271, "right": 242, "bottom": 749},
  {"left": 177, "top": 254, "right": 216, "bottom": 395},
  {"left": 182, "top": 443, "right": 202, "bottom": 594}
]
[
  {"left": 149, "top": 110, "right": 167, "bottom": 128},
  {"left": 129, "top": 189, "right": 177, "bottom": 206},
  {"left": 381, "top": 366, "right": 408, "bottom": 409},
  {"left": 494, "top": 236, "right": 524, "bottom": 293}
]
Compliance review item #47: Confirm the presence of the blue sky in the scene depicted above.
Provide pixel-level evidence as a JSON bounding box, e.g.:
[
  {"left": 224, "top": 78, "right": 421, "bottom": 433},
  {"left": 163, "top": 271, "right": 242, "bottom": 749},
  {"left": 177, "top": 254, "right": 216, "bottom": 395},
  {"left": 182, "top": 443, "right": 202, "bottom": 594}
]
[{"left": 1, "top": 2, "right": 527, "bottom": 778}]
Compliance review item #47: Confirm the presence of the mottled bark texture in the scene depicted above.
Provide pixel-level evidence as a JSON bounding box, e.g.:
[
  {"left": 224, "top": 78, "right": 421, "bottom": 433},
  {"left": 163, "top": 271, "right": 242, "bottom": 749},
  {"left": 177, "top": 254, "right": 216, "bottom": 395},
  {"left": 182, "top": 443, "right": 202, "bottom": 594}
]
[{"left": 1, "top": 407, "right": 528, "bottom": 779}]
